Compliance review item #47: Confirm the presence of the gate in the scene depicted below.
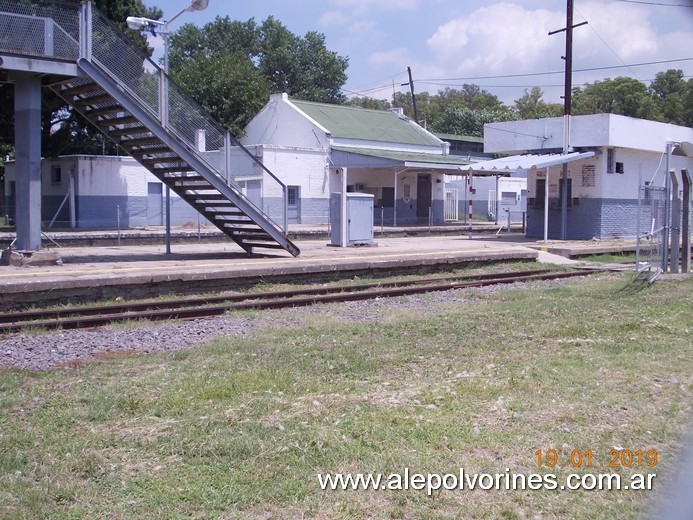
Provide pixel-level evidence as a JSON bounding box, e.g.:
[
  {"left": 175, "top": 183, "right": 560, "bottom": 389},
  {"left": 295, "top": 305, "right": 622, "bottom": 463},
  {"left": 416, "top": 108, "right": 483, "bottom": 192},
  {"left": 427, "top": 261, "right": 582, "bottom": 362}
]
[
  {"left": 444, "top": 188, "right": 458, "bottom": 221},
  {"left": 636, "top": 183, "right": 667, "bottom": 283}
]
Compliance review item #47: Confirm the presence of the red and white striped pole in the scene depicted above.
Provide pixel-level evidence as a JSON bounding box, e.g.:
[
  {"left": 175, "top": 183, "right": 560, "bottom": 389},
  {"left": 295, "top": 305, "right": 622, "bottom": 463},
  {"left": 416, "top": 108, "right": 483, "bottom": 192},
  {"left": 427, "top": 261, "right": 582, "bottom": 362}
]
[{"left": 468, "top": 176, "right": 473, "bottom": 238}]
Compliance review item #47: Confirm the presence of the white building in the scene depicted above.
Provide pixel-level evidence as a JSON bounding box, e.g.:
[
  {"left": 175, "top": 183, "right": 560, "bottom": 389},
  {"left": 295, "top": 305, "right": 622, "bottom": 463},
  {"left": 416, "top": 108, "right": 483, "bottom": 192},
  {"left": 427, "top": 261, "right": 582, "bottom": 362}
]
[
  {"left": 4, "top": 155, "right": 202, "bottom": 229},
  {"left": 482, "top": 114, "right": 693, "bottom": 240},
  {"left": 241, "top": 93, "right": 472, "bottom": 226}
]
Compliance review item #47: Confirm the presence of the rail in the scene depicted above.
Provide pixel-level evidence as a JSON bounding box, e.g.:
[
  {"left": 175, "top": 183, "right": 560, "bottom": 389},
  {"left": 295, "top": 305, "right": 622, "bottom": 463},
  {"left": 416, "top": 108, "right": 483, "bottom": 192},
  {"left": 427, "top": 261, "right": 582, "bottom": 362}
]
[{"left": 0, "top": 269, "right": 599, "bottom": 334}]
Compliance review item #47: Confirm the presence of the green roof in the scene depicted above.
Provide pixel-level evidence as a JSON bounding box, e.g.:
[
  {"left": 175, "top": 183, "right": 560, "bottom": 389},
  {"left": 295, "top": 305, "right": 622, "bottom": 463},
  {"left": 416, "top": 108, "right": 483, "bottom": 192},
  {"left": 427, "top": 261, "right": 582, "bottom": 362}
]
[
  {"left": 332, "top": 147, "right": 472, "bottom": 168},
  {"left": 290, "top": 100, "right": 441, "bottom": 148}
]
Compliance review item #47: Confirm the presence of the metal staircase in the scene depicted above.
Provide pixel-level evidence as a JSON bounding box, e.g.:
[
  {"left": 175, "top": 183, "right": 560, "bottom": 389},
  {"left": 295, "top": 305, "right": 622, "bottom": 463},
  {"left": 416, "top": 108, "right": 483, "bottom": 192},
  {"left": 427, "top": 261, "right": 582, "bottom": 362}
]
[{"left": 0, "top": 0, "right": 300, "bottom": 256}]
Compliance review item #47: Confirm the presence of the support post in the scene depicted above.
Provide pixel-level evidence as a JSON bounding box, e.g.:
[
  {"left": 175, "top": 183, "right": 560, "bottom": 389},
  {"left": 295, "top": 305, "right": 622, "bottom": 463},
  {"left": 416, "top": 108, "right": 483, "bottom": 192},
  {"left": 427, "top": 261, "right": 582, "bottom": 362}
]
[
  {"left": 544, "top": 168, "right": 550, "bottom": 244},
  {"left": 669, "top": 170, "right": 680, "bottom": 273},
  {"left": 69, "top": 169, "right": 76, "bottom": 228},
  {"left": 165, "top": 186, "right": 171, "bottom": 254},
  {"left": 12, "top": 72, "right": 43, "bottom": 251},
  {"left": 662, "top": 143, "right": 673, "bottom": 270},
  {"left": 682, "top": 169, "right": 691, "bottom": 274},
  {"left": 341, "top": 167, "right": 348, "bottom": 247},
  {"left": 468, "top": 174, "right": 473, "bottom": 238},
  {"left": 494, "top": 174, "right": 499, "bottom": 224}
]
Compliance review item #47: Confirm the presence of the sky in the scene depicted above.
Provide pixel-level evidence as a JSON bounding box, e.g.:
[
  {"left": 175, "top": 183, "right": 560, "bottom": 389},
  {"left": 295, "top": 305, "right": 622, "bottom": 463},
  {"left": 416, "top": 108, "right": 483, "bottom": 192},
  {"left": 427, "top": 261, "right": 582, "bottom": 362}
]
[{"left": 146, "top": 0, "right": 693, "bottom": 106}]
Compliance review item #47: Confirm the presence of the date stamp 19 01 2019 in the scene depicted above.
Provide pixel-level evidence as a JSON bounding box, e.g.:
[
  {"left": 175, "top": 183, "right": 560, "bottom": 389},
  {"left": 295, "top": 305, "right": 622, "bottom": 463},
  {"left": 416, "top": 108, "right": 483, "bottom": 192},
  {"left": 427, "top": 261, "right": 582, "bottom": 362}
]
[{"left": 535, "top": 449, "right": 658, "bottom": 469}]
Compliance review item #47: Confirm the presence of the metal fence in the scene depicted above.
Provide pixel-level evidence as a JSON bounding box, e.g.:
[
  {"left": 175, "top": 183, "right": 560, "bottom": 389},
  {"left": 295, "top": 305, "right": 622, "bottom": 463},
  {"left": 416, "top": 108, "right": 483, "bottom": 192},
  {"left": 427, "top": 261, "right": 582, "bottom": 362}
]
[
  {"left": 636, "top": 183, "right": 667, "bottom": 283},
  {"left": 0, "top": 0, "right": 290, "bottom": 232}
]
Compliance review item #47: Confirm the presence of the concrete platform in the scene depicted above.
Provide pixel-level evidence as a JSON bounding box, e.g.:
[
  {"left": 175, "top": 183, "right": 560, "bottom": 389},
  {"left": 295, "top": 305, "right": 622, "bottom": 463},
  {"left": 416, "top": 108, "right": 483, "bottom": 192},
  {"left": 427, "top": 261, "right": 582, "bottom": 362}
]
[{"left": 0, "top": 235, "right": 539, "bottom": 309}]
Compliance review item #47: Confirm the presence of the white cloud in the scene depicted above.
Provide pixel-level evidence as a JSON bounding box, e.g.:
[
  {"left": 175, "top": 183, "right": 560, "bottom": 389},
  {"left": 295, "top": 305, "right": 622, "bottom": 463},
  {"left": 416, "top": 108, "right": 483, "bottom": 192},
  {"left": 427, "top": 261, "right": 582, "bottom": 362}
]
[
  {"left": 318, "top": 11, "right": 351, "bottom": 28},
  {"left": 369, "top": 47, "right": 411, "bottom": 69},
  {"left": 426, "top": 3, "right": 561, "bottom": 75},
  {"left": 331, "top": 0, "right": 419, "bottom": 14}
]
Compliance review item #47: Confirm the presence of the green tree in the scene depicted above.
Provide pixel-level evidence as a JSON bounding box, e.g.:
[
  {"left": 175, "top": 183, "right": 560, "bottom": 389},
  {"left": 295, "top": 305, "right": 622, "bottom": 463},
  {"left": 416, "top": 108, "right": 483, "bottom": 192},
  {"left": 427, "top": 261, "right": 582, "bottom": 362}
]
[
  {"left": 514, "top": 87, "right": 563, "bottom": 120},
  {"left": 572, "top": 76, "right": 660, "bottom": 120},
  {"left": 168, "top": 15, "right": 348, "bottom": 133},
  {"left": 430, "top": 106, "right": 517, "bottom": 137},
  {"left": 649, "top": 69, "right": 689, "bottom": 126},
  {"left": 173, "top": 54, "right": 269, "bottom": 136}
]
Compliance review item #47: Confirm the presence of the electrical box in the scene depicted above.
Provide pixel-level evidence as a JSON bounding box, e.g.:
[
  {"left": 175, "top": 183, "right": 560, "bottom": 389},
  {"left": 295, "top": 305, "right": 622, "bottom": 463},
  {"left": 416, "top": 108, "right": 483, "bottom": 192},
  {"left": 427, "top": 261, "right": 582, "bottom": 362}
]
[{"left": 330, "top": 192, "right": 374, "bottom": 246}]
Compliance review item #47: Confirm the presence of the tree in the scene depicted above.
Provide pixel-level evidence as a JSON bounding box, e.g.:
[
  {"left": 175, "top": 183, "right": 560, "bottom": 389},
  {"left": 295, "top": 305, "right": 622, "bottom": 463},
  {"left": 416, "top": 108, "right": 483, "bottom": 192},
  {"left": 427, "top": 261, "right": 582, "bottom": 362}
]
[
  {"left": 514, "top": 87, "right": 563, "bottom": 120},
  {"left": 649, "top": 69, "right": 689, "bottom": 126},
  {"left": 173, "top": 54, "right": 269, "bottom": 136},
  {"left": 430, "top": 106, "right": 517, "bottom": 137},
  {"left": 168, "top": 15, "right": 348, "bottom": 134},
  {"left": 1, "top": 0, "right": 162, "bottom": 183},
  {"left": 572, "top": 76, "right": 660, "bottom": 120}
]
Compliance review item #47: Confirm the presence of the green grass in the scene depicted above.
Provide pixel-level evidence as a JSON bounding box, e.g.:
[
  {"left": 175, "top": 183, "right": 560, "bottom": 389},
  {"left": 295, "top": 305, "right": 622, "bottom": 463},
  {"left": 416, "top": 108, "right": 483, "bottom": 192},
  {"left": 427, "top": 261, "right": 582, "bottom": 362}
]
[
  {"left": 0, "top": 272, "right": 691, "bottom": 519},
  {"left": 578, "top": 251, "right": 638, "bottom": 264}
]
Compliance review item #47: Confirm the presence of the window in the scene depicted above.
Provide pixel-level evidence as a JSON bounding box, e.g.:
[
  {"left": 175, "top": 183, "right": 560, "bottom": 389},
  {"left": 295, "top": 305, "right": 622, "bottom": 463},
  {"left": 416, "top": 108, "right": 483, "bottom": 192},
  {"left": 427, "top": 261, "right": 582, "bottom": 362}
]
[
  {"left": 287, "top": 186, "right": 299, "bottom": 206},
  {"left": 606, "top": 149, "right": 614, "bottom": 174},
  {"left": 51, "top": 166, "right": 62, "bottom": 184},
  {"left": 380, "top": 187, "right": 394, "bottom": 208},
  {"left": 501, "top": 191, "right": 516, "bottom": 206}
]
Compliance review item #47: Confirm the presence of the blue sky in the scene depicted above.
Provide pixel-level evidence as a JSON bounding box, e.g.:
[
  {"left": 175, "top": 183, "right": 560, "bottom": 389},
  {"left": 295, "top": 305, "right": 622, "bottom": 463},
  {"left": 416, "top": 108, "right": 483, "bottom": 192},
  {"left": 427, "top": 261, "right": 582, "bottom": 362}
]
[{"left": 147, "top": 0, "right": 693, "bottom": 106}]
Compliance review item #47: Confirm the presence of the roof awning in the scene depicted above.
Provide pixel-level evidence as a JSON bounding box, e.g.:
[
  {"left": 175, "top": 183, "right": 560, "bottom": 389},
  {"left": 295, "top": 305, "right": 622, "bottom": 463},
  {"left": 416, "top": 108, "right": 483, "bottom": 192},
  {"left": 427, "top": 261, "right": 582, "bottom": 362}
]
[
  {"left": 462, "top": 151, "right": 596, "bottom": 175},
  {"left": 331, "top": 146, "right": 472, "bottom": 171}
]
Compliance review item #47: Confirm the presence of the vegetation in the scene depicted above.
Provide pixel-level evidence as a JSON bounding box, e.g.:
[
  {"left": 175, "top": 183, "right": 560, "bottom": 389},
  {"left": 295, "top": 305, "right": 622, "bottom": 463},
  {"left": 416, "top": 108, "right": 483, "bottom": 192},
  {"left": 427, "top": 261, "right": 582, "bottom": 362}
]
[
  {"left": 0, "top": 272, "right": 691, "bottom": 518},
  {"left": 167, "top": 16, "right": 348, "bottom": 135},
  {"left": 0, "top": 0, "right": 689, "bottom": 177},
  {"left": 0, "top": 0, "right": 163, "bottom": 181},
  {"left": 347, "top": 69, "right": 692, "bottom": 136}
]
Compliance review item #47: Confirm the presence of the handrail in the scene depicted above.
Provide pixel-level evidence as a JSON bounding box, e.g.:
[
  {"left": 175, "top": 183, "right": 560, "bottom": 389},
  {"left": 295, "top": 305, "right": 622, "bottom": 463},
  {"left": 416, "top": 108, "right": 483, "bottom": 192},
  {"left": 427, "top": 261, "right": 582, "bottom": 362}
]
[{"left": 0, "top": 0, "right": 290, "bottom": 234}]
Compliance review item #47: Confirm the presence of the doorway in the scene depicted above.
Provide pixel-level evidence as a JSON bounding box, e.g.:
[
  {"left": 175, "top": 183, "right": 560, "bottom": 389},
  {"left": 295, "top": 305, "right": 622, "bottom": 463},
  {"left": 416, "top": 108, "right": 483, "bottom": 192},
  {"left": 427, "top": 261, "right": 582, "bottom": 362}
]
[{"left": 416, "top": 174, "right": 431, "bottom": 221}]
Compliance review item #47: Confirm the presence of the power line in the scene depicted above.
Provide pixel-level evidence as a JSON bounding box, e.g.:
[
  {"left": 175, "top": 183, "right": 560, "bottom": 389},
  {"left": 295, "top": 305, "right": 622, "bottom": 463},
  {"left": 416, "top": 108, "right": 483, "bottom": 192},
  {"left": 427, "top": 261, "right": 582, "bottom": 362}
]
[
  {"left": 416, "top": 57, "right": 693, "bottom": 84},
  {"left": 614, "top": 0, "right": 693, "bottom": 6},
  {"left": 575, "top": 6, "right": 641, "bottom": 81}
]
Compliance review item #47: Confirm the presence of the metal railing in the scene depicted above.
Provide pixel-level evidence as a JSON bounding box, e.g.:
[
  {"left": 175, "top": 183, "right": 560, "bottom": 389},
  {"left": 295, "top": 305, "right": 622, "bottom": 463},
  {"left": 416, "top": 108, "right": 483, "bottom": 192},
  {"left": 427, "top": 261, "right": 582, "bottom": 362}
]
[{"left": 0, "top": 0, "right": 289, "bottom": 232}]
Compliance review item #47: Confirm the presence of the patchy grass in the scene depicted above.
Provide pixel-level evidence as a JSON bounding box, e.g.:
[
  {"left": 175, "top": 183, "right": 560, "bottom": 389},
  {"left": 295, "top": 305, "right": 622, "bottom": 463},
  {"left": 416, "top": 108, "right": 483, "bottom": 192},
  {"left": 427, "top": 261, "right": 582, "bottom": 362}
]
[
  {"left": 0, "top": 272, "right": 691, "bottom": 519},
  {"left": 579, "top": 251, "right": 638, "bottom": 264}
]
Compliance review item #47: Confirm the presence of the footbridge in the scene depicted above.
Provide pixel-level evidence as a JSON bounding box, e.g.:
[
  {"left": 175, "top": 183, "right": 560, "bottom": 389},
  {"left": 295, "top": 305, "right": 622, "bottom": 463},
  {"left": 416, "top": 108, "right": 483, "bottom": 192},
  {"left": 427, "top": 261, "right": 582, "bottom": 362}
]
[{"left": 0, "top": 0, "right": 300, "bottom": 256}]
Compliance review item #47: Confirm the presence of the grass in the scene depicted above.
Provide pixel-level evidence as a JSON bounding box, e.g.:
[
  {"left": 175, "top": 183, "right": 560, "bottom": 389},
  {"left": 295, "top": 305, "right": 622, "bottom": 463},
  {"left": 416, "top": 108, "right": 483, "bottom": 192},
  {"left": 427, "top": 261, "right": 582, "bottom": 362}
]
[
  {"left": 0, "top": 272, "right": 691, "bottom": 519},
  {"left": 579, "top": 251, "right": 638, "bottom": 264}
]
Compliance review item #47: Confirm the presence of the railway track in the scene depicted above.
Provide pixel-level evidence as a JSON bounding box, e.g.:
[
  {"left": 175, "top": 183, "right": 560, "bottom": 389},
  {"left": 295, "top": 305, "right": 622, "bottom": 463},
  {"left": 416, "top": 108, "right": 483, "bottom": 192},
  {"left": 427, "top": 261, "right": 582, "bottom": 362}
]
[{"left": 0, "top": 268, "right": 599, "bottom": 334}]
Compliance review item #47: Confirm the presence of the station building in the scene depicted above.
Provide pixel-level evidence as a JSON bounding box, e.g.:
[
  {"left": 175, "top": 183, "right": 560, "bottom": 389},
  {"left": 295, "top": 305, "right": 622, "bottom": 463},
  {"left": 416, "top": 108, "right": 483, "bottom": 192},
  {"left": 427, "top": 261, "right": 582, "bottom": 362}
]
[{"left": 481, "top": 114, "right": 693, "bottom": 240}]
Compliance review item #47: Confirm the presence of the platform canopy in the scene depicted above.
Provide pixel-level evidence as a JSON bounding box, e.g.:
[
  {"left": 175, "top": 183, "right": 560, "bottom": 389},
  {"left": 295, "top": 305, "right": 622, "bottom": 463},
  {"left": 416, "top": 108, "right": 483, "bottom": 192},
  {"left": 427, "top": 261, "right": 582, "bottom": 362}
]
[{"left": 462, "top": 151, "right": 596, "bottom": 175}]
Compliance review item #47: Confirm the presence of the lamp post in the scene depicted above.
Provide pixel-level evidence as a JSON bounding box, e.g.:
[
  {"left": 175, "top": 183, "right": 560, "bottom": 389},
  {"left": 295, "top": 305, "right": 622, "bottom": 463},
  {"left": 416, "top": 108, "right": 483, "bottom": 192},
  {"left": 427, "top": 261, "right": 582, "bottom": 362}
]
[{"left": 126, "top": 0, "right": 209, "bottom": 254}]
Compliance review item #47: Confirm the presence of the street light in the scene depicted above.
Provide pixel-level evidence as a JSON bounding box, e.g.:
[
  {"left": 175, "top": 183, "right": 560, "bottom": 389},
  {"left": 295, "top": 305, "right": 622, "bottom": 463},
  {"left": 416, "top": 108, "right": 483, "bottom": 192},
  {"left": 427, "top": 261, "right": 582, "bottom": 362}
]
[
  {"left": 126, "top": 0, "right": 210, "bottom": 254},
  {"left": 126, "top": 0, "right": 209, "bottom": 72}
]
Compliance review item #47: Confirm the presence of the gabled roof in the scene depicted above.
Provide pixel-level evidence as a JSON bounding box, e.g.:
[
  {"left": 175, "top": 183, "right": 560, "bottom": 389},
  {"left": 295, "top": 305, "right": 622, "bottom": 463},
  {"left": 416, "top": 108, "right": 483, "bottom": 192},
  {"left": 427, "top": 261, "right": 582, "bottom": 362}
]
[{"left": 290, "top": 99, "right": 442, "bottom": 148}]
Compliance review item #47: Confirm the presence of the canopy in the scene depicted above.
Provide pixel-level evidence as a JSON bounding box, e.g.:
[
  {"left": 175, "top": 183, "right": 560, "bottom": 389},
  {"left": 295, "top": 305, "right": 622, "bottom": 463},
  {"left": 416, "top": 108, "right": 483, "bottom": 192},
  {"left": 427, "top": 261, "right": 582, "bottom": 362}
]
[{"left": 463, "top": 151, "right": 596, "bottom": 175}]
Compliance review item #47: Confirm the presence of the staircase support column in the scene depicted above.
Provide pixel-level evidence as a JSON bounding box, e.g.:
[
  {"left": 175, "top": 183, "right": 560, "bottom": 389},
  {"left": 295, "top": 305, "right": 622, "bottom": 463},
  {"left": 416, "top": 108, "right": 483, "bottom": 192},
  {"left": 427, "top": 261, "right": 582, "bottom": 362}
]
[{"left": 12, "top": 72, "right": 42, "bottom": 251}]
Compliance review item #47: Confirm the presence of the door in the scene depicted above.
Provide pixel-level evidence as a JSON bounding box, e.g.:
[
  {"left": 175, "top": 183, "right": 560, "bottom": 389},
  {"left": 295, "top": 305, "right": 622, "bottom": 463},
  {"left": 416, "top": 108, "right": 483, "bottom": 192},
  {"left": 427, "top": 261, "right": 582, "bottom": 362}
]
[
  {"left": 287, "top": 185, "right": 300, "bottom": 224},
  {"left": 416, "top": 174, "right": 431, "bottom": 221},
  {"left": 147, "top": 182, "right": 163, "bottom": 226}
]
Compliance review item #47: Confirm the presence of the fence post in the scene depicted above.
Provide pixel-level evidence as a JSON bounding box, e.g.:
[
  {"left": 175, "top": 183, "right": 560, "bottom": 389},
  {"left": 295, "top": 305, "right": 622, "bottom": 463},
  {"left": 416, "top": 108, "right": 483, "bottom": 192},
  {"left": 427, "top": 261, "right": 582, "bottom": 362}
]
[
  {"left": 681, "top": 169, "right": 690, "bottom": 273},
  {"left": 116, "top": 204, "right": 121, "bottom": 247}
]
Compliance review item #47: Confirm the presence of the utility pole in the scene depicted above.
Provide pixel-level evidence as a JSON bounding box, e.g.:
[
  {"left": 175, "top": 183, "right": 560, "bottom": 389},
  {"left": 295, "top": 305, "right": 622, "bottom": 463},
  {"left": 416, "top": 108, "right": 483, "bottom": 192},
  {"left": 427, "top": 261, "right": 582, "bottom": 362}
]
[
  {"left": 403, "top": 66, "right": 419, "bottom": 124},
  {"left": 549, "top": 0, "right": 587, "bottom": 239}
]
